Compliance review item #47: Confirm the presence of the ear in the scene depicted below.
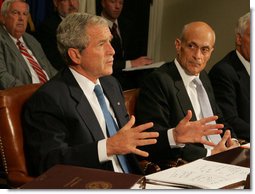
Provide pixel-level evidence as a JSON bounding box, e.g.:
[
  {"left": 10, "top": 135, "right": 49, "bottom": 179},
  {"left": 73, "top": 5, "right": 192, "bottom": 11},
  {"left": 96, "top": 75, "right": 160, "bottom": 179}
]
[
  {"left": 68, "top": 48, "right": 81, "bottom": 65},
  {"left": 53, "top": 0, "right": 58, "bottom": 8},
  {"left": 210, "top": 47, "right": 214, "bottom": 53},
  {"left": 175, "top": 38, "right": 181, "bottom": 52},
  {"left": 236, "top": 33, "right": 242, "bottom": 46},
  {"left": 101, "top": 0, "right": 105, "bottom": 8}
]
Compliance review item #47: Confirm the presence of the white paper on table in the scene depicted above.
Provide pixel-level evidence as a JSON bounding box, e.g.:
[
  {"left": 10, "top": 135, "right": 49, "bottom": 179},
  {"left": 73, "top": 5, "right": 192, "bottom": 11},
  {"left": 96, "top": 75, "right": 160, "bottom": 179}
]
[
  {"left": 122, "top": 61, "right": 165, "bottom": 71},
  {"left": 146, "top": 159, "right": 250, "bottom": 189},
  {"left": 240, "top": 143, "right": 250, "bottom": 149},
  {"left": 145, "top": 183, "right": 182, "bottom": 189}
]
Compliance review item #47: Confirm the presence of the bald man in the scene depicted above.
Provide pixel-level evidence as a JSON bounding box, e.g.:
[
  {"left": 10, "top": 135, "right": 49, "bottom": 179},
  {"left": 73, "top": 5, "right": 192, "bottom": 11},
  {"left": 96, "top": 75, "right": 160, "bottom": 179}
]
[{"left": 136, "top": 21, "right": 239, "bottom": 167}]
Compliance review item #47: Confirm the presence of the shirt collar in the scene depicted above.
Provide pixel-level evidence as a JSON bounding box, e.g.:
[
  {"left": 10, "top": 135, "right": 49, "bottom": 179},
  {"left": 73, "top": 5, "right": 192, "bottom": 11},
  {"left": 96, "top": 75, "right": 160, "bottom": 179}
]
[
  {"left": 3, "top": 26, "right": 25, "bottom": 44},
  {"left": 174, "top": 59, "right": 198, "bottom": 87},
  {"left": 101, "top": 13, "right": 118, "bottom": 28},
  {"left": 69, "top": 67, "right": 100, "bottom": 95},
  {"left": 236, "top": 50, "right": 250, "bottom": 75}
]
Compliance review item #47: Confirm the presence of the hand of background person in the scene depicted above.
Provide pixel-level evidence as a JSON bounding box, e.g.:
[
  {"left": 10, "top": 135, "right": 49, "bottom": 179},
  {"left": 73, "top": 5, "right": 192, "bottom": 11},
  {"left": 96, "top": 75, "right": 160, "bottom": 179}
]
[
  {"left": 211, "top": 130, "right": 239, "bottom": 155},
  {"left": 131, "top": 56, "right": 153, "bottom": 67},
  {"left": 106, "top": 115, "right": 159, "bottom": 157},
  {"left": 173, "top": 110, "right": 223, "bottom": 146}
]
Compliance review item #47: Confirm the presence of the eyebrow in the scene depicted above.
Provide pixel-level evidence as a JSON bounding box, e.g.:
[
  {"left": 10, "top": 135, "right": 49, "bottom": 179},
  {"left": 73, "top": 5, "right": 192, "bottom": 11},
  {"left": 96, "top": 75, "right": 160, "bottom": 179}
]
[{"left": 189, "top": 41, "right": 212, "bottom": 48}]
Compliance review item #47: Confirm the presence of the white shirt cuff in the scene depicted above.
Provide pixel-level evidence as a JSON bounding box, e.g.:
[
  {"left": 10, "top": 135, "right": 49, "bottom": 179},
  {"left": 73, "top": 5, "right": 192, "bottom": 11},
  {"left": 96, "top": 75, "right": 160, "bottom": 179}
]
[
  {"left": 98, "top": 139, "right": 113, "bottom": 162},
  {"left": 125, "top": 60, "right": 132, "bottom": 68},
  {"left": 168, "top": 128, "right": 185, "bottom": 148},
  {"left": 206, "top": 149, "right": 212, "bottom": 157}
]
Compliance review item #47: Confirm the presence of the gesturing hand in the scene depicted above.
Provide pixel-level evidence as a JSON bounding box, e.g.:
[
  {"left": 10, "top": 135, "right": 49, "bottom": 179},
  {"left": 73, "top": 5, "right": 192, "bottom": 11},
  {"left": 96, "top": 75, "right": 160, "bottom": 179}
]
[
  {"left": 211, "top": 130, "right": 239, "bottom": 155},
  {"left": 173, "top": 110, "right": 223, "bottom": 146},
  {"left": 106, "top": 115, "right": 159, "bottom": 157}
]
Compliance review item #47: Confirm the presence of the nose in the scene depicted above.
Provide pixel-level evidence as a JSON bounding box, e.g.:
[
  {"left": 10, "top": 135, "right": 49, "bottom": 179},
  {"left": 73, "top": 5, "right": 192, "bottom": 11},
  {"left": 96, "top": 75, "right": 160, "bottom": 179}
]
[
  {"left": 107, "top": 42, "right": 115, "bottom": 56},
  {"left": 115, "top": 2, "right": 122, "bottom": 9},
  {"left": 193, "top": 47, "right": 203, "bottom": 60},
  {"left": 18, "top": 13, "right": 24, "bottom": 21},
  {"left": 69, "top": 0, "right": 77, "bottom": 6}
]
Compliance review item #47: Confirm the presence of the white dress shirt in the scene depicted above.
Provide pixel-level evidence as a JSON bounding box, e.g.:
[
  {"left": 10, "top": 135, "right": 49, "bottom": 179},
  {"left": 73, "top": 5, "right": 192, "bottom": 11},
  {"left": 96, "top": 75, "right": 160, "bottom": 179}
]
[
  {"left": 8, "top": 32, "right": 49, "bottom": 83},
  {"left": 167, "top": 59, "right": 212, "bottom": 156},
  {"left": 236, "top": 50, "right": 250, "bottom": 76},
  {"left": 70, "top": 68, "right": 123, "bottom": 173}
]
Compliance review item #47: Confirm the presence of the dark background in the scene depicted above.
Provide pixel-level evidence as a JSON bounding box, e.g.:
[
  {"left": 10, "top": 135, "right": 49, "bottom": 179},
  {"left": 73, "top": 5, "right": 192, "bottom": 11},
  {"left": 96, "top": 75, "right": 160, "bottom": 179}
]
[{"left": 26, "top": 0, "right": 151, "bottom": 55}]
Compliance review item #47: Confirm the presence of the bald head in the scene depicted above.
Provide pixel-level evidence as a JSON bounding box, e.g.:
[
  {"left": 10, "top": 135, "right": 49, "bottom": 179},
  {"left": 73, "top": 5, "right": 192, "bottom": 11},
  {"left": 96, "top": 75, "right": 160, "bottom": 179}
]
[
  {"left": 175, "top": 21, "right": 215, "bottom": 75},
  {"left": 180, "top": 21, "right": 216, "bottom": 46}
]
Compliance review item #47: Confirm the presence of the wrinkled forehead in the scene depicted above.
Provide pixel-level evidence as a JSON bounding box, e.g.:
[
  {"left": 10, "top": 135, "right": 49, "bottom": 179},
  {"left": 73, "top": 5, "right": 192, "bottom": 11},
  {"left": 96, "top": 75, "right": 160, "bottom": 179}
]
[
  {"left": 183, "top": 29, "right": 215, "bottom": 47},
  {"left": 9, "top": 1, "right": 29, "bottom": 11}
]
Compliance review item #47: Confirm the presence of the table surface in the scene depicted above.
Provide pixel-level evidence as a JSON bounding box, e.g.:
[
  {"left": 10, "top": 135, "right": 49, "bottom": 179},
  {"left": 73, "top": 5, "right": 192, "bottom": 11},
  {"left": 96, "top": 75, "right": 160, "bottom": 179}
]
[
  {"left": 204, "top": 147, "right": 250, "bottom": 189},
  {"left": 204, "top": 147, "right": 250, "bottom": 168}
]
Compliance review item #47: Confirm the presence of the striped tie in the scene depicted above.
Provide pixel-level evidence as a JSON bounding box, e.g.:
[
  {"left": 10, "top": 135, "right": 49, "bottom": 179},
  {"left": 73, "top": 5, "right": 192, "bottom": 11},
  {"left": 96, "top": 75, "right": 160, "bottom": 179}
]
[{"left": 17, "top": 40, "right": 47, "bottom": 83}]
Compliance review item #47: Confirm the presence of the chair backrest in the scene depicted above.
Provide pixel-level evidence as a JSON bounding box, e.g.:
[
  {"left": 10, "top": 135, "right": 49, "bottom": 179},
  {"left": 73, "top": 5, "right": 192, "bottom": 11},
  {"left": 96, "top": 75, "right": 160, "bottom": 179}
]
[
  {"left": 0, "top": 84, "right": 42, "bottom": 188},
  {"left": 123, "top": 88, "right": 162, "bottom": 174},
  {"left": 123, "top": 88, "right": 140, "bottom": 116},
  {"left": 0, "top": 86, "right": 158, "bottom": 185}
]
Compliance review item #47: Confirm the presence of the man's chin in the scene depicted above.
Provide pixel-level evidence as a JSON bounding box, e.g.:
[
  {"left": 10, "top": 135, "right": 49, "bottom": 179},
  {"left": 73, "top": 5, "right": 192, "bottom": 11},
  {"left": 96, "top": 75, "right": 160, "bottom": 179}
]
[{"left": 104, "top": 69, "right": 113, "bottom": 76}]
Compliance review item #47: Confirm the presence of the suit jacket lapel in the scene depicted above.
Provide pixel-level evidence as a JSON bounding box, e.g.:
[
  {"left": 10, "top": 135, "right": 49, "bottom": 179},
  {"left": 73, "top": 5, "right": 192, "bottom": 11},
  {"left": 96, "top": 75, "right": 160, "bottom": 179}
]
[
  {"left": 23, "top": 33, "right": 46, "bottom": 70},
  {"left": 100, "top": 79, "right": 126, "bottom": 129},
  {"left": 64, "top": 69, "right": 105, "bottom": 141},
  {"left": 232, "top": 52, "right": 250, "bottom": 98},
  {"left": 168, "top": 62, "right": 197, "bottom": 121},
  {"left": 238, "top": 69, "right": 250, "bottom": 97},
  {"left": 2, "top": 29, "right": 31, "bottom": 76}
]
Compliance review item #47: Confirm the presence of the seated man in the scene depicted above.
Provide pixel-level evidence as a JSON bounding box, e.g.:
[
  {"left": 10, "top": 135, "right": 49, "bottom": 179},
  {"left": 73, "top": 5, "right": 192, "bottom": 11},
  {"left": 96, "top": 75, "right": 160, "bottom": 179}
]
[
  {"left": 100, "top": 0, "right": 153, "bottom": 90},
  {"left": 37, "top": 0, "right": 79, "bottom": 70},
  {"left": 136, "top": 21, "right": 239, "bottom": 165},
  {"left": 0, "top": 0, "right": 56, "bottom": 89},
  {"left": 209, "top": 12, "right": 250, "bottom": 142},
  {"left": 22, "top": 13, "right": 223, "bottom": 176}
]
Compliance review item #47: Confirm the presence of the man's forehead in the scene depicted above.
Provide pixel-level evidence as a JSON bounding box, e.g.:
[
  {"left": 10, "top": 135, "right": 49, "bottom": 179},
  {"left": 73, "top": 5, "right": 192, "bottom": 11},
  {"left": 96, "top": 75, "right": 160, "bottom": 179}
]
[{"left": 9, "top": 2, "right": 28, "bottom": 9}]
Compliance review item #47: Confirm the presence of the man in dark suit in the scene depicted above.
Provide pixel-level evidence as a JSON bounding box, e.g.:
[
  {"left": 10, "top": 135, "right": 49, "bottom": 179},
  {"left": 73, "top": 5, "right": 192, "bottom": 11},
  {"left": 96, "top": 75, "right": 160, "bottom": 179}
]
[
  {"left": 209, "top": 12, "right": 250, "bottom": 142},
  {"left": 36, "top": 0, "right": 79, "bottom": 70},
  {"left": 100, "top": 0, "right": 153, "bottom": 90},
  {"left": 22, "top": 13, "right": 223, "bottom": 176},
  {"left": 136, "top": 21, "right": 239, "bottom": 165},
  {"left": 0, "top": 0, "right": 56, "bottom": 89}
]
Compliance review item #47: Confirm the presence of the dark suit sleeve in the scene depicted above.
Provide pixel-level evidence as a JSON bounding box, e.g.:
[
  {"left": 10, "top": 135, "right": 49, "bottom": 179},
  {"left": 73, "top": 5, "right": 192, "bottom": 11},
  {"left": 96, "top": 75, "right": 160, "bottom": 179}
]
[
  {"left": 135, "top": 69, "right": 206, "bottom": 162},
  {"left": 209, "top": 63, "right": 249, "bottom": 141},
  {"left": 36, "top": 13, "right": 65, "bottom": 71}
]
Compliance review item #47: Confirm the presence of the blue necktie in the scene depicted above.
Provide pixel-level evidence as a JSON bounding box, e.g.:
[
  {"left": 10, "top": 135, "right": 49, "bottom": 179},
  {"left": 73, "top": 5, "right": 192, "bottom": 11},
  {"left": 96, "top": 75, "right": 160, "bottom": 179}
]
[
  {"left": 94, "top": 84, "right": 131, "bottom": 173},
  {"left": 193, "top": 77, "right": 221, "bottom": 144}
]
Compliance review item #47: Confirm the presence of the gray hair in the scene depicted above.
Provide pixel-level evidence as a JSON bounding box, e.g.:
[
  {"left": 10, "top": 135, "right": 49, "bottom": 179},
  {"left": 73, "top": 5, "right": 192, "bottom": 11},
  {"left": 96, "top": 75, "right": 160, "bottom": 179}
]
[
  {"left": 1, "top": 0, "right": 29, "bottom": 16},
  {"left": 235, "top": 12, "right": 250, "bottom": 37},
  {"left": 57, "top": 12, "right": 108, "bottom": 65}
]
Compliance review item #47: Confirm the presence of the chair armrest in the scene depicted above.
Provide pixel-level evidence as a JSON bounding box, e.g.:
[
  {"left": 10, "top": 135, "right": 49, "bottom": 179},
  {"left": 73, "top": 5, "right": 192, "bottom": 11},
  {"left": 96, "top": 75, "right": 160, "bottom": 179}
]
[
  {"left": 139, "top": 160, "right": 161, "bottom": 175},
  {"left": 8, "top": 172, "right": 34, "bottom": 188}
]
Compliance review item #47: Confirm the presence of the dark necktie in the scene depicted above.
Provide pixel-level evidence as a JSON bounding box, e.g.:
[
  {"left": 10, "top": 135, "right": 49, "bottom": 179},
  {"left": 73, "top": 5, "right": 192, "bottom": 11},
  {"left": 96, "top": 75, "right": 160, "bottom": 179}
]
[
  {"left": 111, "top": 23, "right": 120, "bottom": 40},
  {"left": 94, "top": 84, "right": 131, "bottom": 173},
  {"left": 193, "top": 77, "right": 221, "bottom": 144},
  {"left": 110, "top": 23, "right": 123, "bottom": 58},
  {"left": 17, "top": 39, "right": 47, "bottom": 83}
]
